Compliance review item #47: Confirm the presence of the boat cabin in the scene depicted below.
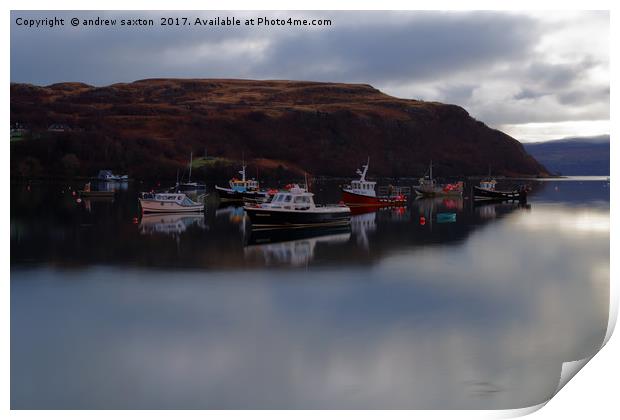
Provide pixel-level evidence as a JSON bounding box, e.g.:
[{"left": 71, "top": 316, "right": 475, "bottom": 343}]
[
  {"left": 229, "top": 164, "right": 259, "bottom": 192},
  {"left": 263, "top": 185, "right": 315, "bottom": 210},
  {"left": 229, "top": 178, "right": 259, "bottom": 192},
  {"left": 479, "top": 179, "right": 497, "bottom": 191},
  {"left": 346, "top": 160, "right": 377, "bottom": 197},
  {"left": 142, "top": 193, "right": 197, "bottom": 206}
]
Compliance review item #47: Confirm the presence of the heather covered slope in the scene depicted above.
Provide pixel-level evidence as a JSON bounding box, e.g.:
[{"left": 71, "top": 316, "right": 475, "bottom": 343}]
[{"left": 10, "top": 78, "right": 548, "bottom": 179}]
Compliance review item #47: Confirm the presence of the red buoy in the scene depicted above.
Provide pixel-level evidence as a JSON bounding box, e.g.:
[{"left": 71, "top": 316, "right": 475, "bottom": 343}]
[{"left": 419, "top": 216, "right": 426, "bottom": 226}]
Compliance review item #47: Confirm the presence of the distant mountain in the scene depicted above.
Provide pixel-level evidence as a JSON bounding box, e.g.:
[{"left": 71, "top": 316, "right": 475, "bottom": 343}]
[
  {"left": 523, "top": 135, "right": 609, "bottom": 176},
  {"left": 10, "top": 79, "right": 548, "bottom": 179}
]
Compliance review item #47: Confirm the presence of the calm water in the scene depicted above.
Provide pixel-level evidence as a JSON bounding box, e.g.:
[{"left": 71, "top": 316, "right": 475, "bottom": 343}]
[{"left": 11, "top": 178, "right": 610, "bottom": 409}]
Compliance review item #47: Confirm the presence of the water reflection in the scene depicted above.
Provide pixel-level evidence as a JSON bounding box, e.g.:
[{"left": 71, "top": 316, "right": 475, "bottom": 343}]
[
  {"left": 139, "top": 213, "right": 207, "bottom": 237},
  {"left": 10, "top": 179, "right": 610, "bottom": 409},
  {"left": 244, "top": 227, "right": 351, "bottom": 267}
]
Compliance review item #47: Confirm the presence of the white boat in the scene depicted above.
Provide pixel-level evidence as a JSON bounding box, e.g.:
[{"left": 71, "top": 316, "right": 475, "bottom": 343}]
[
  {"left": 138, "top": 192, "right": 204, "bottom": 213},
  {"left": 244, "top": 184, "right": 351, "bottom": 229}
]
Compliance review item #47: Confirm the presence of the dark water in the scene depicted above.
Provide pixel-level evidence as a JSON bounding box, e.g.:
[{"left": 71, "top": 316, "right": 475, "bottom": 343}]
[{"left": 11, "top": 178, "right": 610, "bottom": 409}]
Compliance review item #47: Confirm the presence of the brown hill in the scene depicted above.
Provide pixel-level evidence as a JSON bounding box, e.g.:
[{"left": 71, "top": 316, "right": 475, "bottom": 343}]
[{"left": 10, "top": 78, "right": 548, "bottom": 179}]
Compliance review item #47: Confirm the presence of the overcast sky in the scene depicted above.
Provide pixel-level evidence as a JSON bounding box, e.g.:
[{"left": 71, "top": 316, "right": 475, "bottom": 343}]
[{"left": 11, "top": 10, "right": 609, "bottom": 142}]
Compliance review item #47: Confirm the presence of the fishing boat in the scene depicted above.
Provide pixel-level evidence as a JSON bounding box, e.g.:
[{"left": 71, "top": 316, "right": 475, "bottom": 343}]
[
  {"left": 244, "top": 184, "right": 351, "bottom": 229},
  {"left": 414, "top": 161, "right": 463, "bottom": 197},
  {"left": 341, "top": 159, "right": 407, "bottom": 207},
  {"left": 138, "top": 192, "right": 204, "bottom": 214},
  {"left": 473, "top": 179, "right": 529, "bottom": 202},
  {"left": 215, "top": 163, "right": 271, "bottom": 203},
  {"left": 176, "top": 152, "right": 206, "bottom": 192}
]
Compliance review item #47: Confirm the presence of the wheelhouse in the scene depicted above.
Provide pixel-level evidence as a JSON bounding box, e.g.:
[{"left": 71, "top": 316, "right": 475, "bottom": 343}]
[
  {"left": 230, "top": 178, "right": 260, "bottom": 192},
  {"left": 479, "top": 179, "right": 497, "bottom": 190},
  {"left": 345, "top": 158, "right": 377, "bottom": 197},
  {"left": 263, "top": 186, "right": 316, "bottom": 210}
]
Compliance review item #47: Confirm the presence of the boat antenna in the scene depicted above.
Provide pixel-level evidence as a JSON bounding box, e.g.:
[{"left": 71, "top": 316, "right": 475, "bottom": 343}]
[
  {"left": 430, "top": 160, "right": 433, "bottom": 181},
  {"left": 356, "top": 156, "right": 370, "bottom": 181}
]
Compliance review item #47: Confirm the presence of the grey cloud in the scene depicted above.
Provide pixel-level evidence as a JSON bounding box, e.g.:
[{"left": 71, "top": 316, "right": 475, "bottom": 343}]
[
  {"left": 10, "top": 10, "right": 609, "bottom": 132},
  {"left": 514, "top": 88, "right": 548, "bottom": 101},
  {"left": 11, "top": 11, "right": 541, "bottom": 86},
  {"left": 437, "top": 84, "right": 477, "bottom": 104}
]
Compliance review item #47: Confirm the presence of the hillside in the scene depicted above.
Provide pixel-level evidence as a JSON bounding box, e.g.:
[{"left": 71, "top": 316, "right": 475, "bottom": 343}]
[
  {"left": 524, "top": 135, "right": 609, "bottom": 176},
  {"left": 10, "top": 79, "right": 548, "bottom": 180}
]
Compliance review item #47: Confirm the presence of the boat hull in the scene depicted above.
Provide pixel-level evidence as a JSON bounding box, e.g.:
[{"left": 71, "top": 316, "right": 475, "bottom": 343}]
[
  {"left": 473, "top": 186, "right": 526, "bottom": 202},
  {"left": 79, "top": 191, "right": 115, "bottom": 198},
  {"left": 341, "top": 190, "right": 406, "bottom": 207},
  {"left": 244, "top": 207, "right": 351, "bottom": 229},
  {"left": 138, "top": 199, "right": 204, "bottom": 214},
  {"left": 216, "top": 186, "right": 269, "bottom": 202}
]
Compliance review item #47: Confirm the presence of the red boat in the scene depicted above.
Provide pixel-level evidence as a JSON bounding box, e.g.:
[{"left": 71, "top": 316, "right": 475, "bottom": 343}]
[{"left": 341, "top": 159, "right": 407, "bottom": 207}]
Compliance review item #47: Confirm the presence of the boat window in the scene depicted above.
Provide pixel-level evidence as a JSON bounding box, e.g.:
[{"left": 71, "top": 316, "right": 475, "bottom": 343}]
[{"left": 284, "top": 195, "right": 292, "bottom": 202}]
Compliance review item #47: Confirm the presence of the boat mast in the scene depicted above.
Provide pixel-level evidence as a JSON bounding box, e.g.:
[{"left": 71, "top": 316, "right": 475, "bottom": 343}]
[
  {"left": 430, "top": 160, "right": 433, "bottom": 181},
  {"left": 239, "top": 157, "right": 247, "bottom": 182},
  {"left": 188, "top": 152, "right": 193, "bottom": 183}
]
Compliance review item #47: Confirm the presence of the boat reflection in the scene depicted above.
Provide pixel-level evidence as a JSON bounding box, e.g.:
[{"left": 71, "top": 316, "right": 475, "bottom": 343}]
[
  {"left": 474, "top": 201, "right": 531, "bottom": 220},
  {"left": 350, "top": 209, "right": 377, "bottom": 250},
  {"left": 413, "top": 197, "right": 464, "bottom": 213},
  {"left": 244, "top": 226, "right": 351, "bottom": 267},
  {"left": 139, "top": 213, "right": 207, "bottom": 237}
]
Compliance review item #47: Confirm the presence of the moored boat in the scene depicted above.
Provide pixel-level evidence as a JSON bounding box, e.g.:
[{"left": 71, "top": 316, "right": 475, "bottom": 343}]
[
  {"left": 244, "top": 184, "right": 351, "bottom": 229},
  {"left": 473, "top": 179, "right": 529, "bottom": 202},
  {"left": 414, "top": 161, "right": 463, "bottom": 197},
  {"left": 175, "top": 152, "right": 206, "bottom": 192},
  {"left": 341, "top": 159, "right": 407, "bottom": 207},
  {"left": 215, "top": 163, "right": 271, "bottom": 202},
  {"left": 138, "top": 192, "right": 204, "bottom": 214}
]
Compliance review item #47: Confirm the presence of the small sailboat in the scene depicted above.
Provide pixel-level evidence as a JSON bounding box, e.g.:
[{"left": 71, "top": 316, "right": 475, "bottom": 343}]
[
  {"left": 138, "top": 192, "right": 204, "bottom": 214},
  {"left": 176, "top": 152, "right": 206, "bottom": 192},
  {"left": 414, "top": 161, "right": 463, "bottom": 197},
  {"left": 244, "top": 184, "right": 351, "bottom": 230},
  {"left": 341, "top": 158, "right": 407, "bottom": 207}
]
